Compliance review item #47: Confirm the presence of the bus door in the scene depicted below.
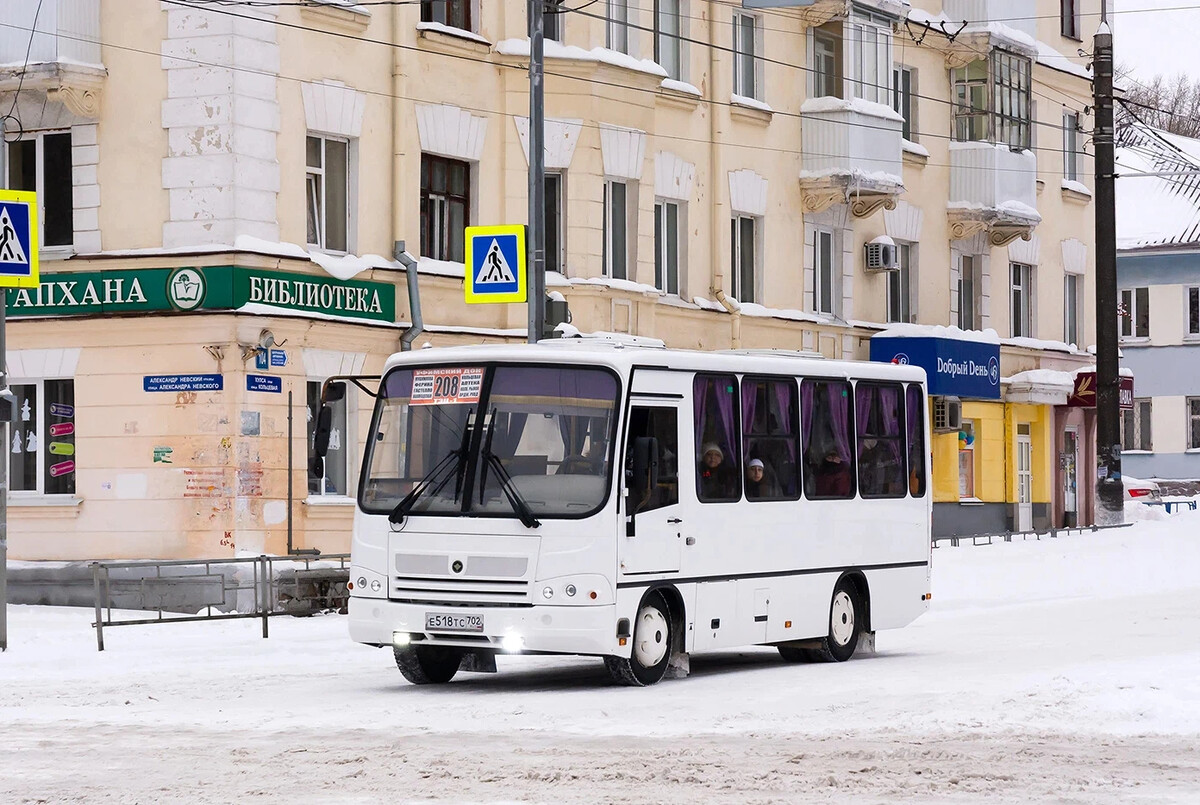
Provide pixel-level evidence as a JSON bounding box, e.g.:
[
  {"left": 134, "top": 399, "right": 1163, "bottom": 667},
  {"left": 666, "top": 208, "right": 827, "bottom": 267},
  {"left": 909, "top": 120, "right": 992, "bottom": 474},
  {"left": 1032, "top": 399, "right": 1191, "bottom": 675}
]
[{"left": 620, "top": 401, "right": 684, "bottom": 575}]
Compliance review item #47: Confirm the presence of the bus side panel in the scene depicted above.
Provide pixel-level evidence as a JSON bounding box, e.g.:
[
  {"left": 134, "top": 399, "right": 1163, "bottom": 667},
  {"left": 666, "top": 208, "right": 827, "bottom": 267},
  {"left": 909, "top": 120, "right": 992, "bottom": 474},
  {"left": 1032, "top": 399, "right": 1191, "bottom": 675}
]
[
  {"left": 762, "top": 575, "right": 834, "bottom": 644},
  {"left": 864, "top": 565, "right": 930, "bottom": 631}
]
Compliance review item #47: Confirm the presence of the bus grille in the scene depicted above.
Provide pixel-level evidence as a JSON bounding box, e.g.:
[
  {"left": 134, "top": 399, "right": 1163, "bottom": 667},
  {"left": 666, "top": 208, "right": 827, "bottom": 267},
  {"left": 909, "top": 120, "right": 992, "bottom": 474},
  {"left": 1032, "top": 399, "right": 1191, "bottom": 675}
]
[{"left": 391, "top": 553, "right": 531, "bottom": 605}]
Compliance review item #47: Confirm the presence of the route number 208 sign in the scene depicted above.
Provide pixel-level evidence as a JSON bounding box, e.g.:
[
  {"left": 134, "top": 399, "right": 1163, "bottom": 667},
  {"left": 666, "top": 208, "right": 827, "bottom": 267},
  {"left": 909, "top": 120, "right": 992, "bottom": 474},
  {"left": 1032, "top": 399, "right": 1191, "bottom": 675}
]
[{"left": 411, "top": 367, "right": 484, "bottom": 406}]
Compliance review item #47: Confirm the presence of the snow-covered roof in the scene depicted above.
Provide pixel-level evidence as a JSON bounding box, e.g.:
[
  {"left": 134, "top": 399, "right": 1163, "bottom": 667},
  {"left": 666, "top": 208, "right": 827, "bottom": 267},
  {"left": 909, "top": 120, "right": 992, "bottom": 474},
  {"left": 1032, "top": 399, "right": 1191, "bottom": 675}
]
[{"left": 1116, "top": 122, "right": 1200, "bottom": 250}]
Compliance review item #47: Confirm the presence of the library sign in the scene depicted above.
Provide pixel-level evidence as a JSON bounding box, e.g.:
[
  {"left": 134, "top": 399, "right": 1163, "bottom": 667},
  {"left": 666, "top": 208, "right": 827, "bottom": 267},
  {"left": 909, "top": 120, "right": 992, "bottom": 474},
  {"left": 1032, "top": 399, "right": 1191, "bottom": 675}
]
[{"left": 3, "top": 266, "right": 396, "bottom": 323}]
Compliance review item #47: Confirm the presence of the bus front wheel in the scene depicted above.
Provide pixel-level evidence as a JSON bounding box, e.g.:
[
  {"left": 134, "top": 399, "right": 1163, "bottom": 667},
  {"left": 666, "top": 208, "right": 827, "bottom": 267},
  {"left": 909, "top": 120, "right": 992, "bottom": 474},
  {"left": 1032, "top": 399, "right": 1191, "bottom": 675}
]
[
  {"left": 604, "top": 592, "right": 673, "bottom": 686},
  {"left": 394, "top": 645, "right": 462, "bottom": 684}
]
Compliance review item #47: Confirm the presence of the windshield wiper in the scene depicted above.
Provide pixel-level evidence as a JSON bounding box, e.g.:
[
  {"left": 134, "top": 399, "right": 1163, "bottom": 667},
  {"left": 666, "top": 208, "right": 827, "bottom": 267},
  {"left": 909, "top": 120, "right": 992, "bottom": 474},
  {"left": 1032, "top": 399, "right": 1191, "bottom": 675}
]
[
  {"left": 389, "top": 411, "right": 474, "bottom": 523},
  {"left": 480, "top": 411, "right": 541, "bottom": 529}
]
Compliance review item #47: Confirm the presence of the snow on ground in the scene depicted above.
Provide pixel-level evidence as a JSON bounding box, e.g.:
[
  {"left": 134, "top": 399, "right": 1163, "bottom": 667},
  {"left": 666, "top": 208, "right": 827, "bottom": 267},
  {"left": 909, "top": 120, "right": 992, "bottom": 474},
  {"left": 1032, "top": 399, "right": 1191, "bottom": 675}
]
[{"left": 2, "top": 514, "right": 1200, "bottom": 803}]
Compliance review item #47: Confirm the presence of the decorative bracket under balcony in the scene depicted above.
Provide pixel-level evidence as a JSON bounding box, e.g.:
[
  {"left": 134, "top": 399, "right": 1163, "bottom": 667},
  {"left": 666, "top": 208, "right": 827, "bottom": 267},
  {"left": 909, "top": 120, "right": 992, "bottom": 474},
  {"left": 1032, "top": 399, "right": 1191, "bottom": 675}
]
[
  {"left": 0, "top": 62, "right": 106, "bottom": 120},
  {"left": 800, "top": 173, "right": 903, "bottom": 219},
  {"left": 947, "top": 206, "right": 1040, "bottom": 247}
]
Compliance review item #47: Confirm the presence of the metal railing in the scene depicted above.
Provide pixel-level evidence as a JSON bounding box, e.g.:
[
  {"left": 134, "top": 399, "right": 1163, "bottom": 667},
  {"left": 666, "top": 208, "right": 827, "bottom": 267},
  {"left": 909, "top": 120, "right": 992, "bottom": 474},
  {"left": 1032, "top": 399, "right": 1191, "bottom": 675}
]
[
  {"left": 90, "top": 553, "right": 349, "bottom": 651},
  {"left": 932, "top": 522, "right": 1133, "bottom": 548}
]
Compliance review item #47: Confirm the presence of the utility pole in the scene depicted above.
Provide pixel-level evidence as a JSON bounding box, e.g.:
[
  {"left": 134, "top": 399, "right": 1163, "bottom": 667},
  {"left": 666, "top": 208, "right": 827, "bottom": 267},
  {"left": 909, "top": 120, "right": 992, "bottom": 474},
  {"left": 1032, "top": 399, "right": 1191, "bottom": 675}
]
[
  {"left": 1093, "top": 3, "right": 1123, "bottom": 525},
  {"left": 1, "top": 292, "right": 7, "bottom": 652},
  {"left": 526, "top": 0, "right": 546, "bottom": 344}
]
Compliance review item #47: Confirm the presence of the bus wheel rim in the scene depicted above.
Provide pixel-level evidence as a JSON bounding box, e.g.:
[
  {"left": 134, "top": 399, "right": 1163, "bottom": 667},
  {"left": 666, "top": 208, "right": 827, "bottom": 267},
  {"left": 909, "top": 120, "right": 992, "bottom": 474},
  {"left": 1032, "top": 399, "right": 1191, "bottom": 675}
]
[
  {"left": 634, "top": 604, "right": 669, "bottom": 668},
  {"left": 831, "top": 590, "right": 855, "bottom": 646}
]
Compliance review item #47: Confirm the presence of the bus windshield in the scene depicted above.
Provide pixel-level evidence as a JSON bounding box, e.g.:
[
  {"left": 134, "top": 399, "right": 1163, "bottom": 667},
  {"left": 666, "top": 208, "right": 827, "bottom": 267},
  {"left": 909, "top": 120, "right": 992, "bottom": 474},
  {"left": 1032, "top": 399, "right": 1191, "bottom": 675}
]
[{"left": 360, "top": 364, "right": 620, "bottom": 520}]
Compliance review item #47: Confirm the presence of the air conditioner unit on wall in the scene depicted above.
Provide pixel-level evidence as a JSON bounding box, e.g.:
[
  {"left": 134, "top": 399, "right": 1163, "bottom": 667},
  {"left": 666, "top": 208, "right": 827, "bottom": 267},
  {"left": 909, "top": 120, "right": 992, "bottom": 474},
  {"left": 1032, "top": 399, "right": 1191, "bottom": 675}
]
[
  {"left": 864, "top": 237, "right": 900, "bottom": 272},
  {"left": 933, "top": 396, "right": 962, "bottom": 432}
]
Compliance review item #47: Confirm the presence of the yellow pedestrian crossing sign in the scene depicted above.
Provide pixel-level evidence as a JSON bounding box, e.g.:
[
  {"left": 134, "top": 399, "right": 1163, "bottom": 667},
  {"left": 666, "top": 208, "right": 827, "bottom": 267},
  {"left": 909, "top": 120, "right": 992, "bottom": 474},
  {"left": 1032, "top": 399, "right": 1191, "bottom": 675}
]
[
  {"left": 0, "top": 189, "right": 38, "bottom": 289},
  {"left": 465, "top": 225, "right": 527, "bottom": 304}
]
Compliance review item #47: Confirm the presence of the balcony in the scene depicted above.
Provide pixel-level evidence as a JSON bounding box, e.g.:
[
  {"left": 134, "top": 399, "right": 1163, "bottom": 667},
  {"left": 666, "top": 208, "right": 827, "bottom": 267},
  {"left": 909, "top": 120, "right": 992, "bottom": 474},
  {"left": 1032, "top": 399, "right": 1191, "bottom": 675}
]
[
  {"left": 799, "top": 97, "right": 904, "bottom": 219},
  {"left": 0, "top": 0, "right": 104, "bottom": 118},
  {"left": 948, "top": 141, "right": 1040, "bottom": 246},
  {"left": 936, "top": 0, "right": 1038, "bottom": 67}
]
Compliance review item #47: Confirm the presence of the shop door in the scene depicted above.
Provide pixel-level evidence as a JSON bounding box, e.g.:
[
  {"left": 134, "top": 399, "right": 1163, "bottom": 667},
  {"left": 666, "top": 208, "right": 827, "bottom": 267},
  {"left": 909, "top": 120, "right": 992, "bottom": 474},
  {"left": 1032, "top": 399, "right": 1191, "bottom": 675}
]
[
  {"left": 1062, "top": 428, "right": 1079, "bottom": 527},
  {"left": 1017, "top": 426, "right": 1033, "bottom": 531}
]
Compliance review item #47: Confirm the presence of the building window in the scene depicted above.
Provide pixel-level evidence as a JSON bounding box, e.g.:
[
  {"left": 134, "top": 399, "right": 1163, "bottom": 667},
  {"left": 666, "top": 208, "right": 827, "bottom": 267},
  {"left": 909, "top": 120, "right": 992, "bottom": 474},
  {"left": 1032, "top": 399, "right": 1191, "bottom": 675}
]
[
  {"left": 307, "top": 380, "right": 349, "bottom": 496},
  {"left": 421, "top": 0, "right": 470, "bottom": 31},
  {"left": 603, "top": 179, "right": 629, "bottom": 280},
  {"left": 545, "top": 172, "right": 565, "bottom": 274},
  {"left": 958, "top": 254, "right": 979, "bottom": 330},
  {"left": 731, "top": 215, "right": 757, "bottom": 304},
  {"left": 420, "top": 154, "right": 470, "bottom": 262},
  {"left": 732, "top": 12, "right": 760, "bottom": 100},
  {"left": 953, "top": 51, "right": 1031, "bottom": 149},
  {"left": 1122, "top": 398, "right": 1152, "bottom": 452},
  {"left": 887, "top": 242, "right": 914, "bottom": 324},
  {"left": 1061, "top": 0, "right": 1081, "bottom": 40},
  {"left": 811, "top": 21, "right": 842, "bottom": 99},
  {"left": 1189, "top": 398, "right": 1200, "bottom": 450},
  {"left": 1120, "top": 286, "right": 1150, "bottom": 339},
  {"left": 1063, "top": 111, "right": 1080, "bottom": 181},
  {"left": 847, "top": 14, "right": 892, "bottom": 105},
  {"left": 4, "top": 131, "right": 73, "bottom": 248},
  {"left": 8, "top": 379, "right": 75, "bottom": 496},
  {"left": 959, "top": 420, "right": 976, "bottom": 498},
  {"left": 1188, "top": 286, "right": 1199, "bottom": 337},
  {"left": 813, "top": 228, "right": 836, "bottom": 315},
  {"left": 306, "top": 135, "right": 349, "bottom": 253},
  {"left": 1065, "top": 273, "right": 1082, "bottom": 345},
  {"left": 1011, "top": 262, "right": 1033, "bottom": 338},
  {"left": 654, "top": 200, "right": 681, "bottom": 295},
  {"left": 607, "top": 0, "right": 629, "bottom": 53},
  {"left": 544, "top": 0, "right": 564, "bottom": 41},
  {"left": 892, "top": 65, "right": 916, "bottom": 141},
  {"left": 655, "top": 0, "right": 682, "bottom": 80}
]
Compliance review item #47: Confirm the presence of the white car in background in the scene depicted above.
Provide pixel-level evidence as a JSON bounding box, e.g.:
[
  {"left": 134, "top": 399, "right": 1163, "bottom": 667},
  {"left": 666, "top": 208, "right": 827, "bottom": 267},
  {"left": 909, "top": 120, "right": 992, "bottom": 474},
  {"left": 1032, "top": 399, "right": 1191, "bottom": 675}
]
[{"left": 1122, "top": 476, "right": 1162, "bottom": 502}]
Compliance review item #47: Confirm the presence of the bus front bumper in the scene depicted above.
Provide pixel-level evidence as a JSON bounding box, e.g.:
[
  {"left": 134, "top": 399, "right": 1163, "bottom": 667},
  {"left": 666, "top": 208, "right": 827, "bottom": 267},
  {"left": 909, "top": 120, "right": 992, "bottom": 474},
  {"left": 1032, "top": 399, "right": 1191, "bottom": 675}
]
[{"left": 349, "top": 596, "right": 620, "bottom": 657}]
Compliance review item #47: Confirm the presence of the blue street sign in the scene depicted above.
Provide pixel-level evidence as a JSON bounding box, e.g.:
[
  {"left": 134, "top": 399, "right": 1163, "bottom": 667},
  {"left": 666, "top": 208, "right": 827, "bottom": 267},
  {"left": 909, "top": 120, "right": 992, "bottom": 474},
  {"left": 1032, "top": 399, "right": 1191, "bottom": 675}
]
[
  {"left": 270, "top": 348, "right": 286, "bottom": 367},
  {"left": 0, "top": 190, "right": 39, "bottom": 289},
  {"left": 254, "top": 349, "right": 269, "bottom": 371},
  {"left": 246, "top": 374, "right": 282, "bottom": 393},
  {"left": 144, "top": 374, "right": 224, "bottom": 393},
  {"left": 464, "top": 225, "right": 527, "bottom": 304}
]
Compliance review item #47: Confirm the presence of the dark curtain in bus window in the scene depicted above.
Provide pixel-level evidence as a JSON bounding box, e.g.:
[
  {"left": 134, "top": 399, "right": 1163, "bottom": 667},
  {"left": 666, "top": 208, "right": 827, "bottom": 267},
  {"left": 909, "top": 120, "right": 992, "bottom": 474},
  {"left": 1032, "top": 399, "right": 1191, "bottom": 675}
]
[
  {"left": 855, "top": 383, "right": 905, "bottom": 499},
  {"left": 625, "top": 406, "right": 679, "bottom": 513},
  {"left": 693, "top": 374, "right": 740, "bottom": 502},
  {"left": 9, "top": 384, "right": 36, "bottom": 492},
  {"left": 44, "top": 380, "right": 75, "bottom": 495},
  {"left": 906, "top": 385, "right": 927, "bottom": 497},
  {"left": 741, "top": 377, "right": 799, "bottom": 500},
  {"left": 44, "top": 133, "right": 75, "bottom": 248},
  {"left": 800, "top": 379, "right": 855, "bottom": 500}
]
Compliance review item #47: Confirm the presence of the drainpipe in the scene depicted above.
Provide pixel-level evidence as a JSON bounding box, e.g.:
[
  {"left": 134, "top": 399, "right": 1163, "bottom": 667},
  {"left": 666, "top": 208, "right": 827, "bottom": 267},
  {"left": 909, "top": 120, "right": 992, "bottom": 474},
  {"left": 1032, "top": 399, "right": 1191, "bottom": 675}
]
[
  {"left": 392, "top": 2, "right": 410, "bottom": 347},
  {"left": 707, "top": 6, "right": 740, "bottom": 348},
  {"left": 397, "top": 244, "right": 424, "bottom": 351}
]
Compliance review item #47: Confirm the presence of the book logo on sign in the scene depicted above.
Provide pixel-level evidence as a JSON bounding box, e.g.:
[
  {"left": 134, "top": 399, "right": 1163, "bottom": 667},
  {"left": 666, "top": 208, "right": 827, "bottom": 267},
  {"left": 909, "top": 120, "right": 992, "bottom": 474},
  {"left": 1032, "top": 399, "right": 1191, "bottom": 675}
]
[{"left": 167, "top": 267, "right": 207, "bottom": 311}]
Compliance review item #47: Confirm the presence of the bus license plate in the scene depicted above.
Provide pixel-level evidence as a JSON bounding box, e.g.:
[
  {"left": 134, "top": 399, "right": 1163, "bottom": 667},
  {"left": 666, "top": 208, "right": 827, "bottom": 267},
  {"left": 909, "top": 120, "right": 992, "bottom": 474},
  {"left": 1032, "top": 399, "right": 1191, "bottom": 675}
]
[{"left": 425, "top": 612, "right": 484, "bottom": 633}]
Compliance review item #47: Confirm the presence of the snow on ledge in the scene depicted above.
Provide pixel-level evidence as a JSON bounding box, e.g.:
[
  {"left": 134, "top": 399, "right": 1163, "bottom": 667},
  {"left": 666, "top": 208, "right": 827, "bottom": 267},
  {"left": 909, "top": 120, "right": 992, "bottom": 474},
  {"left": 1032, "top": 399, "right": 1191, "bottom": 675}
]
[
  {"left": 731, "top": 94, "right": 773, "bottom": 114},
  {"left": 495, "top": 39, "right": 667, "bottom": 77},
  {"left": 1062, "top": 178, "right": 1093, "bottom": 197},
  {"left": 237, "top": 303, "right": 404, "bottom": 328},
  {"left": 902, "top": 139, "right": 930, "bottom": 158},
  {"left": 416, "top": 21, "right": 491, "bottom": 45},
  {"left": 309, "top": 0, "right": 371, "bottom": 16},
  {"left": 876, "top": 323, "right": 1002, "bottom": 344},
  {"left": 1036, "top": 40, "right": 1092, "bottom": 80},
  {"left": 661, "top": 78, "right": 701, "bottom": 96},
  {"left": 801, "top": 96, "right": 904, "bottom": 124}
]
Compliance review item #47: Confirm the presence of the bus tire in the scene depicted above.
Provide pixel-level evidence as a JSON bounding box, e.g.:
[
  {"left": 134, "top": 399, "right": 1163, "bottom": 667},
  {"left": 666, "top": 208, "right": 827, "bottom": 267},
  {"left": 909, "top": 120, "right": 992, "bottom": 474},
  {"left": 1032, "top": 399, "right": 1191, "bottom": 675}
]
[
  {"left": 604, "top": 592, "right": 673, "bottom": 686},
  {"left": 394, "top": 645, "right": 462, "bottom": 684},
  {"left": 813, "top": 579, "right": 863, "bottom": 663}
]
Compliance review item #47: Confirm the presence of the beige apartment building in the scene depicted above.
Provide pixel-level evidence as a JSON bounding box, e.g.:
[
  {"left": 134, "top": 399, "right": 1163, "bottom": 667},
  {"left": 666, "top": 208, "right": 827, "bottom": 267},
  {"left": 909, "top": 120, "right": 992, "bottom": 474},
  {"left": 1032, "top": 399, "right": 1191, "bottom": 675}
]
[{"left": 0, "top": 0, "right": 1103, "bottom": 560}]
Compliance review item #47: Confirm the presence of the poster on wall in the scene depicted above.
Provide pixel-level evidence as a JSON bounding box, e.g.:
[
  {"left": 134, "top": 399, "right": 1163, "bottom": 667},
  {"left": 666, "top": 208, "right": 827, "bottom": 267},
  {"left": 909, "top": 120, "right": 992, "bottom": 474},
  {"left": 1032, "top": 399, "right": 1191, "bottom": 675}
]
[{"left": 47, "top": 394, "right": 75, "bottom": 494}]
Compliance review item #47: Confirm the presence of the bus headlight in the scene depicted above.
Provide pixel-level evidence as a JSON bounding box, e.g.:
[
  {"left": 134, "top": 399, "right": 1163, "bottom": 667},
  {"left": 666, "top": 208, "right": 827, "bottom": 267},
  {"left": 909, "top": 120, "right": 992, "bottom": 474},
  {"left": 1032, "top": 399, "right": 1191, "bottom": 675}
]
[
  {"left": 564, "top": 584, "right": 577, "bottom": 597},
  {"left": 532, "top": 574, "right": 613, "bottom": 605},
  {"left": 349, "top": 566, "right": 387, "bottom": 598},
  {"left": 542, "top": 586, "right": 554, "bottom": 599}
]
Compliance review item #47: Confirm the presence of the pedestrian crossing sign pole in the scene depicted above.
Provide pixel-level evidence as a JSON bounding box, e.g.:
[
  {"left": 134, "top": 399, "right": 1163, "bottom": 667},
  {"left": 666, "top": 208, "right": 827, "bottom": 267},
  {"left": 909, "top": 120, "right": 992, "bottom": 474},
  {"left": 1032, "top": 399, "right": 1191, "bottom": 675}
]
[
  {"left": 0, "top": 188, "right": 37, "bottom": 652},
  {"left": 464, "top": 225, "right": 527, "bottom": 305}
]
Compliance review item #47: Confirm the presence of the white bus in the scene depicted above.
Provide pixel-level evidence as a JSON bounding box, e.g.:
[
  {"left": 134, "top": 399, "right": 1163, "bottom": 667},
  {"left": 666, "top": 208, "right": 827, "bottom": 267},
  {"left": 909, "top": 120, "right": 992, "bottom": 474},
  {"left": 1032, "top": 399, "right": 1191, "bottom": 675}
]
[{"left": 324, "top": 338, "right": 931, "bottom": 686}]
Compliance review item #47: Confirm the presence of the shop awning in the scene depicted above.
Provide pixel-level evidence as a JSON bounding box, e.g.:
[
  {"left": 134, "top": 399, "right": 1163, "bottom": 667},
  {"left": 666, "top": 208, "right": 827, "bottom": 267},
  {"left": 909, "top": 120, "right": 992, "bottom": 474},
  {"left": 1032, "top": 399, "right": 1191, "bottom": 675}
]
[{"left": 870, "top": 334, "right": 1001, "bottom": 400}]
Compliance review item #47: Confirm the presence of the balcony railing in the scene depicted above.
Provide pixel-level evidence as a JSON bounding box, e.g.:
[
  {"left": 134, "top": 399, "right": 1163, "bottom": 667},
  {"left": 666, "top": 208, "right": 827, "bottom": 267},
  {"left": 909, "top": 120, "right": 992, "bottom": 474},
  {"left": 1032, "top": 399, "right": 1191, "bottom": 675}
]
[
  {"left": 800, "top": 97, "right": 904, "bottom": 218},
  {"left": 0, "top": 0, "right": 101, "bottom": 67},
  {"left": 948, "top": 141, "right": 1040, "bottom": 244}
]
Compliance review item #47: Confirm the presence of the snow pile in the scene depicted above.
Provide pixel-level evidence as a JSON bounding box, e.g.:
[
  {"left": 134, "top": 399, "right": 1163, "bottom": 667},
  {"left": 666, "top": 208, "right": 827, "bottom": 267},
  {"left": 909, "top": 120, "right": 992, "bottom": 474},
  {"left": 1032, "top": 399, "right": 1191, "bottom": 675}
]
[
  {"left": 801, "top": 95, "right": 904, "bottom": 123},
  {"left": 876, "top": 322, "right": 1001, "bottom": 344}
]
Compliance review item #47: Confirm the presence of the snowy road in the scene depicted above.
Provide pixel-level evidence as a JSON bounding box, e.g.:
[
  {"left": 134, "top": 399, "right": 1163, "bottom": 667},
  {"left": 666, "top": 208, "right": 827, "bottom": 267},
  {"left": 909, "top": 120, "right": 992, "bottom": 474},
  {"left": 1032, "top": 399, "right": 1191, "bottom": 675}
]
[{"left": 2, "top": 511, "right": 1199, "bottom": 803}]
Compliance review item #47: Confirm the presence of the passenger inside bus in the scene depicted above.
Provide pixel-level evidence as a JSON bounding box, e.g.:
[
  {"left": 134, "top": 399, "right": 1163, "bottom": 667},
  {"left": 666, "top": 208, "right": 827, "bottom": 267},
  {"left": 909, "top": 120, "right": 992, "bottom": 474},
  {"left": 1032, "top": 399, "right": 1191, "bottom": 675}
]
[
  {"left": 744, "top": 458, "right": 781, "bottom": 499},
  {"left": 814, "top": 449, "right": 853, "bottom": 497},
  {"left": 697, "top": 443, "right": 737, "bottom": 500}
]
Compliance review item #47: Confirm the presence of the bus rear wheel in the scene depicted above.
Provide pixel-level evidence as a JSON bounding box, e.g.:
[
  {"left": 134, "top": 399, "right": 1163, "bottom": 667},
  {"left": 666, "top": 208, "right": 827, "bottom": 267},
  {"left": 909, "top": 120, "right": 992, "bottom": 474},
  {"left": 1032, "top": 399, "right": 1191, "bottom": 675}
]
[
  {"left": 778, "top": 580, "right": 864, "bottom": 664},
  {"left": 605, "top": 593, "right": 673, "bottom": 686},
  {"left": 394, "top": 645, "right": 462, "bottom": 684}
]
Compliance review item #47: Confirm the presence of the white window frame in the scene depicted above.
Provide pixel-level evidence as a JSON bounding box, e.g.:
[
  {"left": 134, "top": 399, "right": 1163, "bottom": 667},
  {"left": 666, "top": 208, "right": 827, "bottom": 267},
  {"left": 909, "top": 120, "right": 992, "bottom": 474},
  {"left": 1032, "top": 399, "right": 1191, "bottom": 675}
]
[
  {"left": 1122, "top": 398, "right": 1152, "bottom": 452},
  {"left": 543, "top": 0, "right": 565, "bottom": 42},
  {"left": 1010, "top": 261, "right": 1033, "bottom": 338},
  {"left": 1063, "top": 111, "right": 1080, "bottom": 181},
  {"left": 306, "top": 133, "right": 351, "bottom": 254},
  {"left": 1187, "top": 286, "right": 1199, "bottom": 339},
  {"left": 848, "top": 13, "right": 892, "bottom": 105},
  {"left": 1189, "top": 397, "right": 1200, "bottom": 450},
  {"left": 307, "top": 379, "right": 354, "bottom": 499},
  {"left": 811, "top": 22, "right": 842, "bottom": 99},
  {"left": 1061, "top": 0, "right": 1081, "bottom": 40},
  {"left": 958, "top": 254, "right": 979, "bottom": 330},
  {"left": 732, "top": 11, "right": 761, "bottom": 101},
  {"left": 1064, "top": 272, "right": 1082, "bottom": 345},
  {"left": 654, "top": 199, "right": 682, "bottom": 296},
  {"left": 887, "top": 242, "right": 915, "bottom": 324},
  {"left": 892, "top": 64, "right": 916, "bottom": 141},
  {"left": 545, "top": 171, "right": 566, "bottom": 275},
  {"left": 603, "top": 179, "right": 631, "bottom": 280},
  {"left": 7, "top": 377, "right": 76, "bottom": 498},
  {"left": 655, "top": 0, "right": 682, "bottom": 81},
  {"left": 607, "top": 0, "right": 630, "bottom": 54},
  {"left": 813, "top": 227, "right": 836, "bottom": 315},
  {"left": 2, "top": 129, "right": 74, "bottom": 251},
  {"left": 731, "top": 214, "right": 759, "bottom": 304},
  {"left": 420, "top": 0, "right": 473, "bottom": 32},
  {"left": 1120, "top": 286, "right": 1150, "bottom": 339}
]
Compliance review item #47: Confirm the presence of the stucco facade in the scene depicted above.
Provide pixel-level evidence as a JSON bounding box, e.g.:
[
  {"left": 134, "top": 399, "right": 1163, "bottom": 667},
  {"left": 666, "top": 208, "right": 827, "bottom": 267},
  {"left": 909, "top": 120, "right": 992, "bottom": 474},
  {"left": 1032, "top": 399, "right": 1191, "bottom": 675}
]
[{"left": 0, "top": 0, "right": 1102, "bottom": 559}]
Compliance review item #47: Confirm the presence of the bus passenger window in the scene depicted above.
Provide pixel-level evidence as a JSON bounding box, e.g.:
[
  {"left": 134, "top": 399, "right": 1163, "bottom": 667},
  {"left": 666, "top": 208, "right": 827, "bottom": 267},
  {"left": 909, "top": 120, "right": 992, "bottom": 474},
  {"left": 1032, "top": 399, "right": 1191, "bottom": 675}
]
[
  {"left": 906, "top": 385, "right": 927, "bottom": 497},
  {"left": 625, "top": 407, "right": 679, "bottom": 513},
  {"left": 801, "top": 379, "right": 855, "bottom": 500},
  {"left": 856, "top": 383, "right": 906, "bottom": 499},
  {"left": 693, "top": 374, "right": 740, "bottom": 502},
  {"left": 742, "top": 377, "right": 800, "bottom": 500}
]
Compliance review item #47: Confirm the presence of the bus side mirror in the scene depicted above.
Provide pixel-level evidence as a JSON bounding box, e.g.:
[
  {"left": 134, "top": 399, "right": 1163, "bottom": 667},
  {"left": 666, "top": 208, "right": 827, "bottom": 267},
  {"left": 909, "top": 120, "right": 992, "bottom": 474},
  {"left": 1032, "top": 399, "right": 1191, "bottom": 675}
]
[
  {"left": 630, "top": 436, "right": 659, "bottom": 507},
  {"left": 313, "top": 406, "right": 333, "bottom": 458}
]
